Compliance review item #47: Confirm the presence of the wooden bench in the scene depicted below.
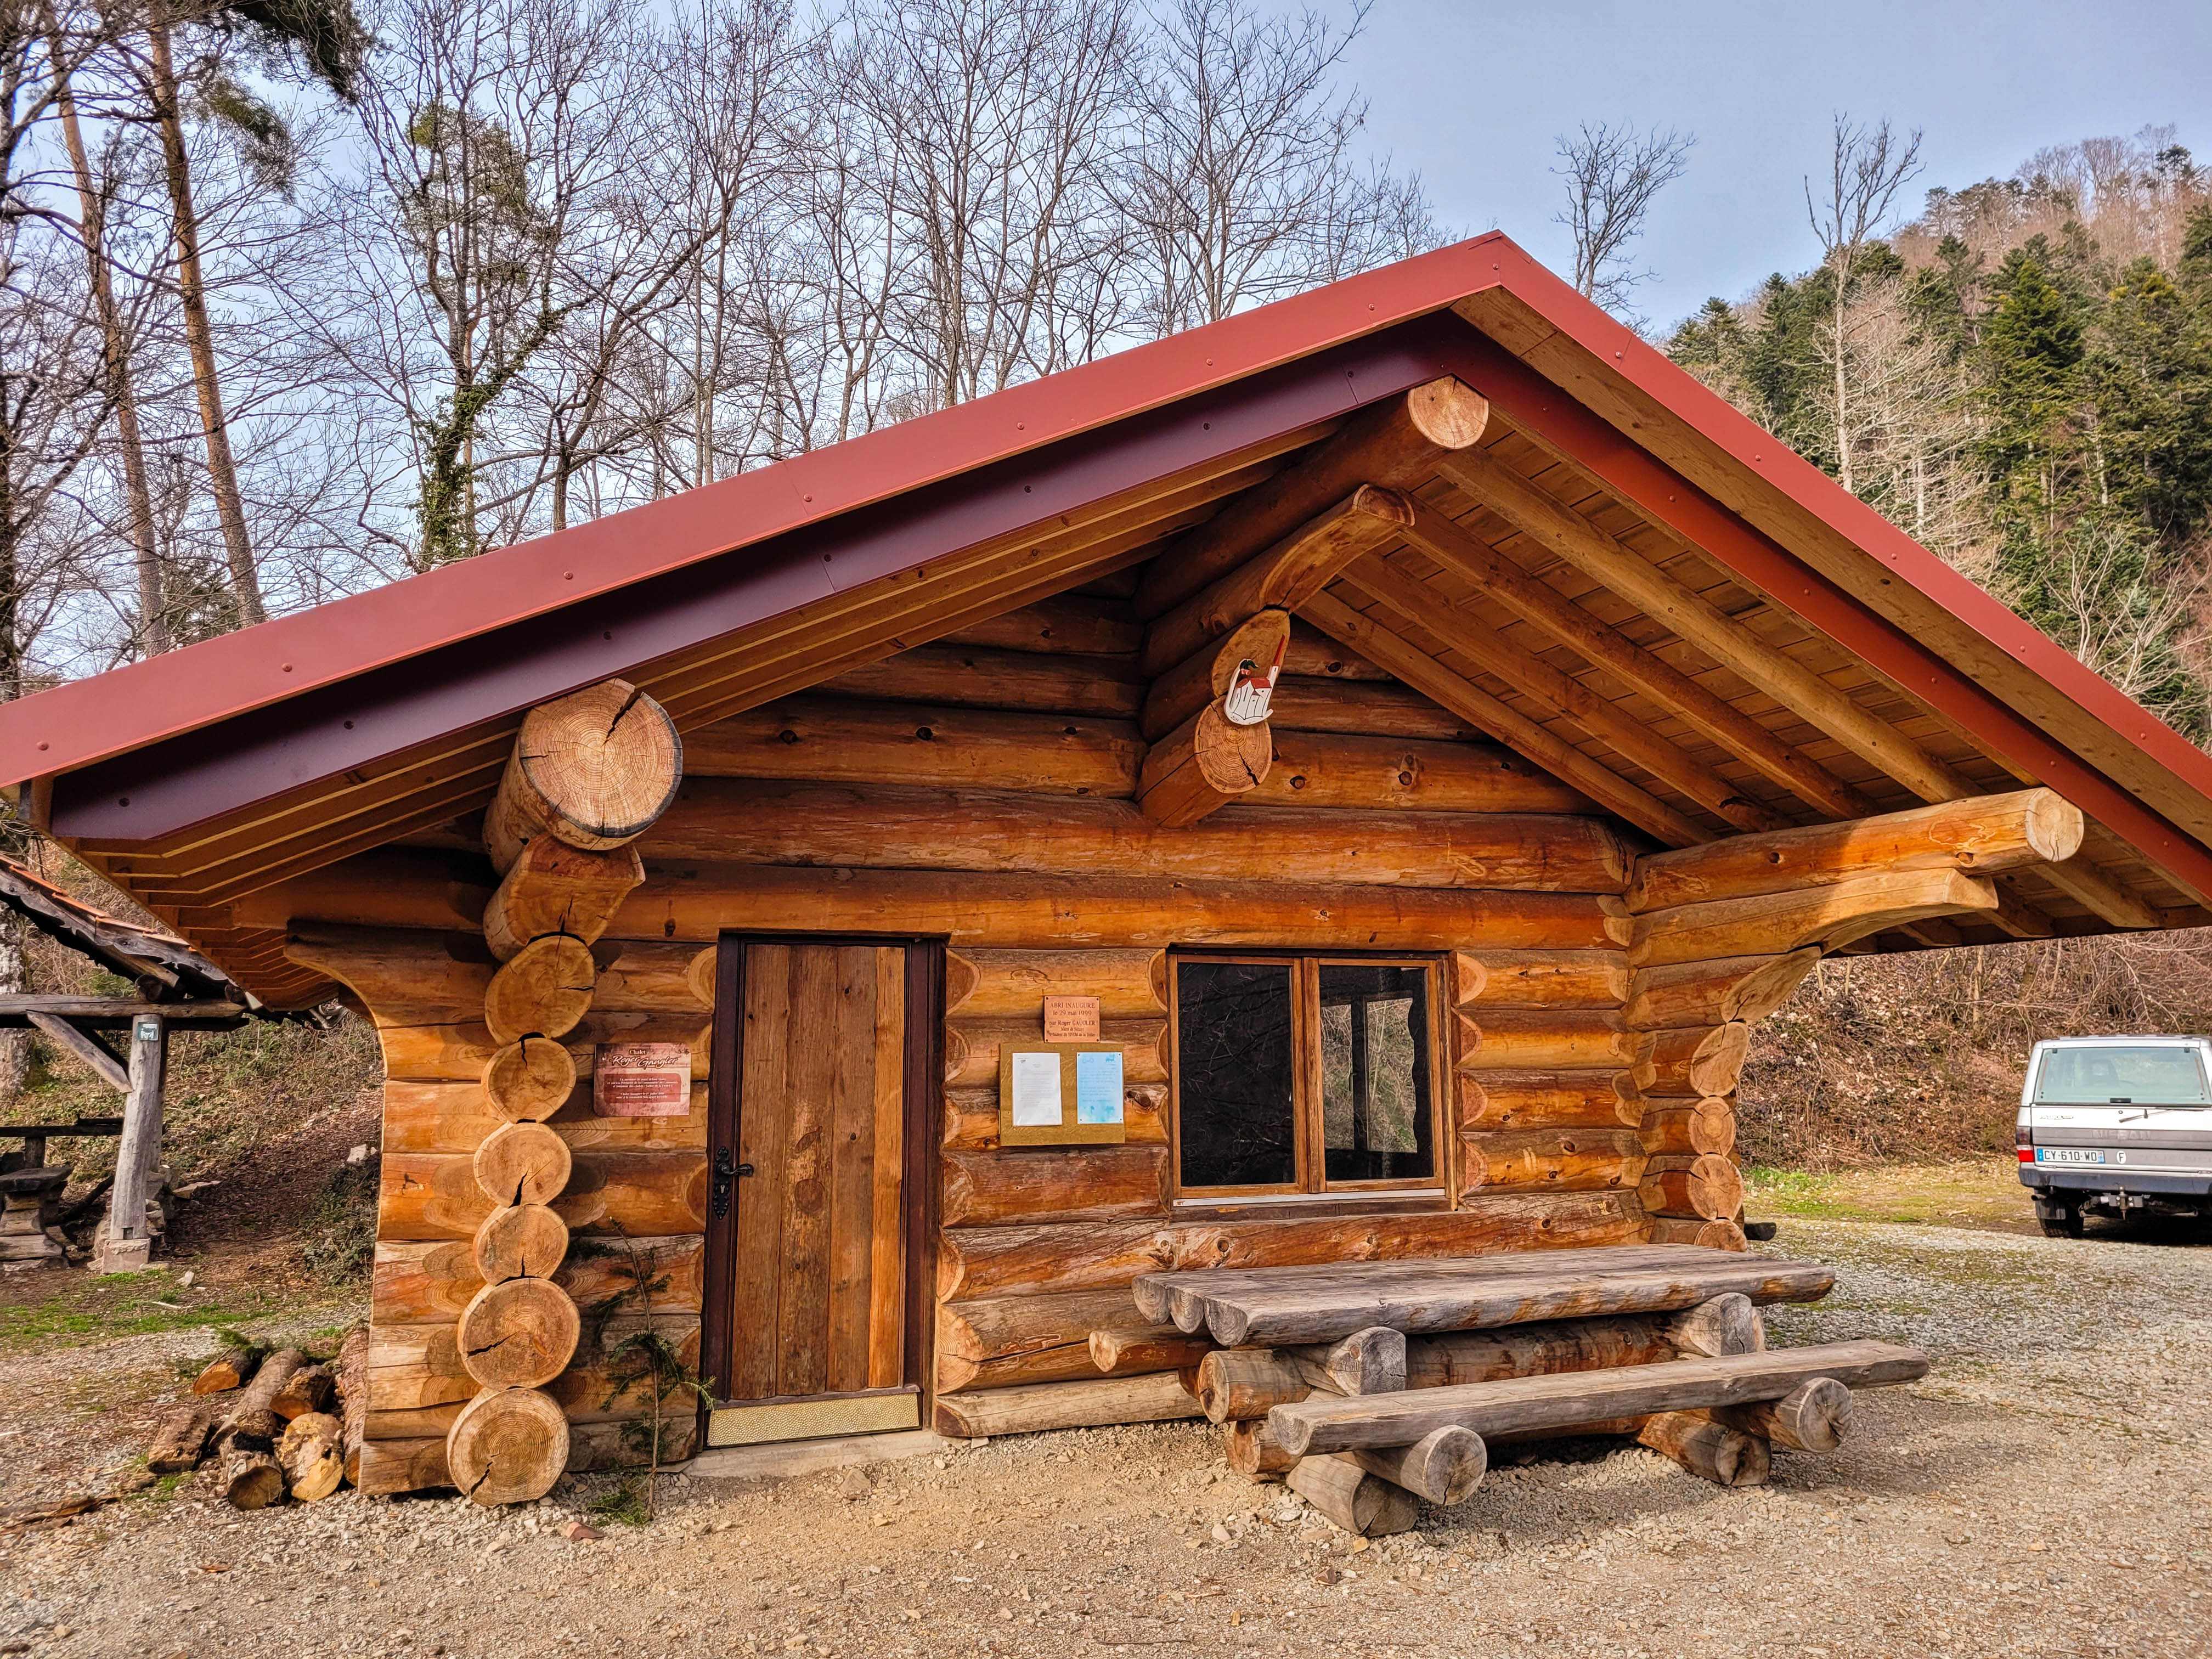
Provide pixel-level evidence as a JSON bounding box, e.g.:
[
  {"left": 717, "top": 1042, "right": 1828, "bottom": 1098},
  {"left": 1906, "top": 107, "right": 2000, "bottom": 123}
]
[
  {"left": 1103, "top": 1246, "right": 1930, "bottom": 1537},
  {"left": 1133, "top": 1243, "right": 1836, "bottom": 1345}
]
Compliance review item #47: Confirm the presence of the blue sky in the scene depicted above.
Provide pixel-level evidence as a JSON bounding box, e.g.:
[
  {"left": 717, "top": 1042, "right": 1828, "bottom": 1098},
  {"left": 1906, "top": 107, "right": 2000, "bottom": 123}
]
[{"left": 1340, "top": 0, "right": 2212, "bottom": 329}]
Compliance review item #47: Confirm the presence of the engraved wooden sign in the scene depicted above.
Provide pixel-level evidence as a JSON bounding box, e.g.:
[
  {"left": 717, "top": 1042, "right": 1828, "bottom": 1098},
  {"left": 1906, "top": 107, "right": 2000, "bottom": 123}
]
[
  {"left": 1042, "top": 995, "right": 1101, "bottom": 1042},
  {"left": 592, "top": 1041, "right": 693, "bottom": 1116}
]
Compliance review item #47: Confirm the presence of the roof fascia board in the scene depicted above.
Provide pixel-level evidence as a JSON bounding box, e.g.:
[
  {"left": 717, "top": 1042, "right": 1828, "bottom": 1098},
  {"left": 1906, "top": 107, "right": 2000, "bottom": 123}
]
[
  {"left": 1439, "top": 325, "right": 2212, "bottom": 908},
  {"left": 1, "top": 238, "right": 1519, "bottom": 792},
  {"left": 49, "top": 319, "right": 1465, "bottom": 844}
]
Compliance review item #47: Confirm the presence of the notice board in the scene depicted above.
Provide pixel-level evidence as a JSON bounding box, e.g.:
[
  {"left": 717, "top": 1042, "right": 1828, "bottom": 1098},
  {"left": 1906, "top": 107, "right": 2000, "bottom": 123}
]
[{"left": 997, "top": 1042, "right": 1127, "bottom": 1146}]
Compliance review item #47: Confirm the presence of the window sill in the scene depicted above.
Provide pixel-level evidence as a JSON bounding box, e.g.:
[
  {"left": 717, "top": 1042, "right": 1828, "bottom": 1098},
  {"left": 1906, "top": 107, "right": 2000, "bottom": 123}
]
[{"left": 1170, "top": 1189, "right": 1451, "bottom": 1222}]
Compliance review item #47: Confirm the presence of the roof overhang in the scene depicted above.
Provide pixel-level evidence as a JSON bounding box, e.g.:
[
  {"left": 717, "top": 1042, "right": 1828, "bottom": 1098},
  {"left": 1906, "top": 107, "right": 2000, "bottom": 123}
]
[{"left": 10, "top": 231, "right": 2212, "bottom": 994}]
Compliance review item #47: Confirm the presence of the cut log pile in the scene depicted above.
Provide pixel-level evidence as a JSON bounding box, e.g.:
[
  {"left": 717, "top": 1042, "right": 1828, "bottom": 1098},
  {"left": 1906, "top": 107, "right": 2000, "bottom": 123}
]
[
  {"left": 148, "top": 1329, "right": 366, "bottom": 1509},
  {"left": 1099, "top": 1245, "right": 1929, "bottom": 1537}
]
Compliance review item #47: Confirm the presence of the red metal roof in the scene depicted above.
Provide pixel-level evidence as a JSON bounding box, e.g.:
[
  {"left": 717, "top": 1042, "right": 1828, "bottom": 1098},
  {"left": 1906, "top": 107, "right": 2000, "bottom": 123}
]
[{"left": 9, "top": 230, "right": 2212, "bottom": 910}]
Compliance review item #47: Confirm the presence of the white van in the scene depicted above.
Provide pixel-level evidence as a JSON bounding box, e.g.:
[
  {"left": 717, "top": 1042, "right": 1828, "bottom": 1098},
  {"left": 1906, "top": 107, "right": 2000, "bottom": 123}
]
[{"left": 2017, "top": 1036, "right": 2212, "bottom": 1237}]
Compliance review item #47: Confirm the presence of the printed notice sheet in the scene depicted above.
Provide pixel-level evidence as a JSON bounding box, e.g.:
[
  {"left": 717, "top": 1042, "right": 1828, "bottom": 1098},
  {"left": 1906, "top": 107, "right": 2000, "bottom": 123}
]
[
  {"left": 1009, "top": 1051, "right": 1064, "bottom": 1126},
  {"left": 1074, "top": 1049, "right": 1125, "bottom": 1124}
]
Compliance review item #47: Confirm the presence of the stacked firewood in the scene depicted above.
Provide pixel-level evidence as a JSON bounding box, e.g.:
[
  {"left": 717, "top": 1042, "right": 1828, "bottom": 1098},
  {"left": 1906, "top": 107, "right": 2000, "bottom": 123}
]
[{"left": 148, "top": 1326, "right": 368, "bottom": 1509}]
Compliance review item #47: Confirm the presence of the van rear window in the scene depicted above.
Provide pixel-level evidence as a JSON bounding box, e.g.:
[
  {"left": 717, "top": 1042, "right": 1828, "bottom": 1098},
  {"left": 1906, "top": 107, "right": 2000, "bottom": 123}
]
[{"left": 2035, "top": 1046, "right": 2210, "bottom": 1103}]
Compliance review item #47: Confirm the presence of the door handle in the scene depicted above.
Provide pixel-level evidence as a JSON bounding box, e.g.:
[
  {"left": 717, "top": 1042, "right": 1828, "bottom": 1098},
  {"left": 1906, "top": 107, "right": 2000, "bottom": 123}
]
[{"left": 712, "top": 1147, "right": 753, "bottom": 1218}]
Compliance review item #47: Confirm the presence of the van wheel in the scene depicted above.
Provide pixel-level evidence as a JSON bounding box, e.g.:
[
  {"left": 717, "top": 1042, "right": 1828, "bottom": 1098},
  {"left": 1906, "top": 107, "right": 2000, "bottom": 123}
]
[{"left": 2039, "top": 1205, "right": 2084, "bottom": 1239}]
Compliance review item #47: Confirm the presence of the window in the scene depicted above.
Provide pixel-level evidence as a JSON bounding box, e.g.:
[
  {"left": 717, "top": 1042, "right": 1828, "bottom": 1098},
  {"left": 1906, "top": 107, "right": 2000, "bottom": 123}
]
[
  {"left": 1171, "top": 953, "right": 1443, "bottom": 1197},
  {"left": 2034, "top": 1045, "right": 2211, "bottom": 1104}
]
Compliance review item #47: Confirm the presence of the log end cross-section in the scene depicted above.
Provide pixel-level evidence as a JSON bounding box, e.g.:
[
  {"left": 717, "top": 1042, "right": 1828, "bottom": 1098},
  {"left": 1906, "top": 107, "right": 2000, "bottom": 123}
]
[
  {"left": 1137, "top": 702, "right": 1274, "bottom": 827},
  {"left": 487, "top": 679, "right": 682, "bottom": 873},
  {"left": 447, "top": 1386, "right": 572, "bottom": 1506}
]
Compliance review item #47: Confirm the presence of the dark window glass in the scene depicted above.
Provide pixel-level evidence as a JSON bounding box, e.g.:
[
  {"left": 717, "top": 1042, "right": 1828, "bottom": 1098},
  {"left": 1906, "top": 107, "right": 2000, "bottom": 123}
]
[
  {"left": 1319, "top": 963, "right": 1434, "bottom": 1184},
  {"left": 1176, "top": 960, "right": 1297, "bottom": 1189}
]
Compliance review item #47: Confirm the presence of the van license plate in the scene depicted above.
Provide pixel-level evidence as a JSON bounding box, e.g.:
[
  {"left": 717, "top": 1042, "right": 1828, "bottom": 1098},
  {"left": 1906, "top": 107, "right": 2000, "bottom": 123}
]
[{"left": 2037, "top": 1148, "right": 2107, "bottom": 1165}]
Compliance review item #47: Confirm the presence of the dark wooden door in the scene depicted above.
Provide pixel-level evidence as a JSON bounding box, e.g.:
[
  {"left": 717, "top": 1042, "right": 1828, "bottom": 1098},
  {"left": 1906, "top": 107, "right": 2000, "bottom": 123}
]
[{"left": 725, "top": 941, "right": 910, "bottom": 1401}]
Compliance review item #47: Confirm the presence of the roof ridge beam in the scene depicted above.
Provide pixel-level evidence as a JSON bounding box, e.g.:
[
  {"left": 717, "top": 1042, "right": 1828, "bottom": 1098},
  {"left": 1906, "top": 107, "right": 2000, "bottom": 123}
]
[
  {"left": 1135, "top": 377, "right": 1489, "bottom": 620},
  {"left": 1139, "top": 486, "right": 1415, "bottom": 681}
]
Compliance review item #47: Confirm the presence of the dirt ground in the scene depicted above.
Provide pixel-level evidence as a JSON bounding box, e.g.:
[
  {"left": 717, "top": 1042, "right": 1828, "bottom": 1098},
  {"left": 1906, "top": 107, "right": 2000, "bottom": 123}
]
[{"left": 4, "top": 1167, "right": 2211, "bottom": 1659}]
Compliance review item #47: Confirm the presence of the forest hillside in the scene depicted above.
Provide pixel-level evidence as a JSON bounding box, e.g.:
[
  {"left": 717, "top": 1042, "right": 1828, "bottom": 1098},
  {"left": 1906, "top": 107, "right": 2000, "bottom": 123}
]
[{"left": 1673, "top": 127, "right": 2212, "bottom": 1166}]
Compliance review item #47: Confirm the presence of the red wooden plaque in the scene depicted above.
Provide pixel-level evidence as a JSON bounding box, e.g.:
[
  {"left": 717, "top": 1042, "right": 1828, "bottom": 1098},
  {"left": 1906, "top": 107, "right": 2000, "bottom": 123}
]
[{"left": 593, "top": 1042, "right": 693, "bottom": 1116}]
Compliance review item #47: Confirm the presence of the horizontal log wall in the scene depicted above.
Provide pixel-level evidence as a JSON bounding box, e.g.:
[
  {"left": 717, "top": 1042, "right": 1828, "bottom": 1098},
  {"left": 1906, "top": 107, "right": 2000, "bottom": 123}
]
[
  {"left": 300, "top": 591, "right": 1778, "bottom": 1466},
  {"left": 289, "top": 924, "right": 711, "bottom": 1492}
]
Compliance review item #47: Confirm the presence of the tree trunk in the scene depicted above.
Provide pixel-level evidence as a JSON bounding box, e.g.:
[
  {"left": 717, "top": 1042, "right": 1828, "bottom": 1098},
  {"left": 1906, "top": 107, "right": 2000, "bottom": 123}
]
[
  {"left": 276, "top": 1412, "right": 346, "bottom": 1500},
  {"left": 0, "top": 913, "right": 25, "bottom": 1115},
  {"left": 46, "top": 16, "right": 165, "bottom": 653},
  {"left": 145, "top": 1403, "right": 216, "bottom": 1472},
  {"left": 215, "top": 1347, "right": 308, "bottom": 1450},
  {"left": 218, "top": 1448, "right": 285, "bottom": 1509},
  {"left": 144, "top": 6, "right": 264, "bottom": 626},
  {"left": 335, "top": 1323, "right": 369, "bottom": 1487}
]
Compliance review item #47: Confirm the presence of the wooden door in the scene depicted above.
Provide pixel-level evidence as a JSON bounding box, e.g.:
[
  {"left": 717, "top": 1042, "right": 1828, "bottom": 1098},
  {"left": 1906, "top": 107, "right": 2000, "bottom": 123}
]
[{"left": 716, "top": 941, "right": 914, "bottom": 1424}]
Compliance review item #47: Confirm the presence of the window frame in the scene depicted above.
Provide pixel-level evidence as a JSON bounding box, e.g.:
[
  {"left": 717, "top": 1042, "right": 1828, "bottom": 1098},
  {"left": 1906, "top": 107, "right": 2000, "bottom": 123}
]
[{"left": 1167, "top": 948, "right": 1451, "bottom": 1204}]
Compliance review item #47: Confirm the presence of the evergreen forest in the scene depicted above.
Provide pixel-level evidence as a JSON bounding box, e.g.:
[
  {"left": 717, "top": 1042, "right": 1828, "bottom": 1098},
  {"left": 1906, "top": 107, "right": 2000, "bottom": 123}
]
[{"left": 1668, "top": 129, "right": 2212, "bottom": 737}]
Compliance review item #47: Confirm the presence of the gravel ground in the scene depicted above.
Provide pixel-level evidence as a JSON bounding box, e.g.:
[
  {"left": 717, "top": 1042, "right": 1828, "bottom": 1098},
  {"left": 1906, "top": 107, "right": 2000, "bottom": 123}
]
[{"left": 4, "top": 1213, "right": 2210, "bottom": 1659}]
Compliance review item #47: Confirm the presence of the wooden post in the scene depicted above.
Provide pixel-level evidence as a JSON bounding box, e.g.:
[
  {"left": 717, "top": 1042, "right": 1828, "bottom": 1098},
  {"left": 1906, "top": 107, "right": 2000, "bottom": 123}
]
[{"left": 100, "top": 1011, "right": 166, "bottom": 1271}]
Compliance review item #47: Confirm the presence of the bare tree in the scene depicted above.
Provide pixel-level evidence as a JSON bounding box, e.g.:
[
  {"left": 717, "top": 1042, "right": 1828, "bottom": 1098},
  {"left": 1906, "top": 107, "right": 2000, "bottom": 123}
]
[
  {"left": 1125, "top": 0, "right": 1408, "bottom": 335},
  {"left": 523, "top": 0, "right": 801, "bottom": 526},
  {"left": 42, "top": 2, "right": 166, "bottom": 654},
  {"left": 1803, "top": 273, "right": 1984, "bottom": 571},
  {"left": 833, "top": 0, "right": 1138, "bottom": 412},
  {"left": 128, "top": 0, "right": 368, "bottom": 622},
  {"left": 1805, "top": 113, "right": 1923, "bottom": 495},
  {"left": 1551, "top": 120, "right": 1693, "bottom": 319}
]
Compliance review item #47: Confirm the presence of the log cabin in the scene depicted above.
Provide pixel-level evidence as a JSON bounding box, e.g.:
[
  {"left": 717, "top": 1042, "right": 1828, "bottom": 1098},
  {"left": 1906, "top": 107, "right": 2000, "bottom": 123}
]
[{"left": 5, "top": 233, "right": 2212, "bottom": 1504}]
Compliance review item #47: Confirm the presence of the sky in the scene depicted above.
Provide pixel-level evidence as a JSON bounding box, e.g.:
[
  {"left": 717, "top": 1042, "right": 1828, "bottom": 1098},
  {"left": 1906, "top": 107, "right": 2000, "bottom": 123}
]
[{"left": 1340, "top": 0, "right": 2212, "bottom": 330}]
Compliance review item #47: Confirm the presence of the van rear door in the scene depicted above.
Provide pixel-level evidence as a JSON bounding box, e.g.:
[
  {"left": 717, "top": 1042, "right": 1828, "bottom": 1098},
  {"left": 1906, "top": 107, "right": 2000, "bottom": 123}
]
[{"left": 2030, "top": 1042, "right": 2212, "bottom": 1180}]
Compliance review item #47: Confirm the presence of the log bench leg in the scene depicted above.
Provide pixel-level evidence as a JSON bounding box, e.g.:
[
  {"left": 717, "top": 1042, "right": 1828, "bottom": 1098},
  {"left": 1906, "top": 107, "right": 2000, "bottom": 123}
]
[
  {"left": 1349, "top": 1425, "right": 1486, "bottom": 1505},
  {"left": 1637, "top": 1411, "right": 1769, "bottom": 1487},
  {"left": 1711, "top": 1376, "right": 1852, "bottom": 1451},
  {"left": 1286, "top": 1453, "right": 1420, "bottom": 1537},
  {"left": 1226, "top": 1419, "right": 1297, "bottom": 1482}
]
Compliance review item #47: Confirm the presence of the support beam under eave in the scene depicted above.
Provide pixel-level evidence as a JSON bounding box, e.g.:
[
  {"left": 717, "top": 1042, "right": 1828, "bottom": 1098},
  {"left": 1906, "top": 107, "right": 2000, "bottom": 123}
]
[
  {"left": 1624, "top": 788, "right": 2084, "bottom": 913},
  {"left": 1136, "top": 376, "right": 1490, "bottom": 619}
]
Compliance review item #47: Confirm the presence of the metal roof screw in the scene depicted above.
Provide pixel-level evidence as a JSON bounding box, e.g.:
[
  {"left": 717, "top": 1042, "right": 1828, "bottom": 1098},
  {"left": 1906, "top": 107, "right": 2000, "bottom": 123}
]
[
  {"left": 35, "top": 741, "right": 47, "bottom": 751},
  {"left": 281, "top": 663, "right": 294, "bottom": 672}
]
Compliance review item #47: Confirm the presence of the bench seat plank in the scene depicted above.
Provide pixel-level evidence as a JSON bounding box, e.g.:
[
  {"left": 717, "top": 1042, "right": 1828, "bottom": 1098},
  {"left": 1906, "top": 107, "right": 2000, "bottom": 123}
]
[
  {"left": 1138, "top": 1245, "right": 1834, "bottom": 1346},
  {"left": 1267, "top": 1339, "right": 1929, "bottom": 1455}
]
